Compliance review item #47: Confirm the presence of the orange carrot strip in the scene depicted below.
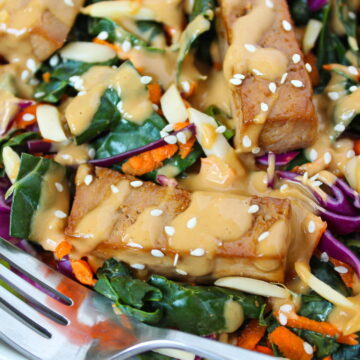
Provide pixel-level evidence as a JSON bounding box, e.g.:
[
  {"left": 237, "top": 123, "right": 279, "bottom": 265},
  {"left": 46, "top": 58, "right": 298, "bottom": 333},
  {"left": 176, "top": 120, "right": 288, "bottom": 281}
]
[
  {"left": 179, "top": 136, "right": 196, "bottom": 159},
  {"left": 268, "top": 326, "right": 312, "bottom": 360},
  {"left": 151, "top": 143, "right": 178, "bottom": 162},
  {"left": 173, "top": 121, "right": 189, "bottom": 131},
  {"left": 14, "top": 103, "right": 38, "bottom": 129},
  {"left": 55, "top": 241, "right": 73, "bottom": 259},
  {"left": 71, "top": 260, "right": 96, "bottom": 286},
  {"left": 354, "top": 139, "right": 360, "bottom": 156},
  {"left": 148, "top": 83, "right": 162, "bottom": 105},
  {"left": 92, "top": 38, "right": 121, "bottom": 53},
  {"left": 330, "top": 257, "right": 354, "bottom": 289},
  {"left": 323, "top": 357, "right": 332, "bottom": 360},
  {"left": 42, "top": 72, "right": 51, "bottom": 83},
  {"left": 255, "top": 345, "right": 274, "bottom": 356},
  {"left": 337, "top": 333, "right": 359, "bottom": 346},
  {"left": 237, "top": 320, "right": 267, "bottom": 350}
]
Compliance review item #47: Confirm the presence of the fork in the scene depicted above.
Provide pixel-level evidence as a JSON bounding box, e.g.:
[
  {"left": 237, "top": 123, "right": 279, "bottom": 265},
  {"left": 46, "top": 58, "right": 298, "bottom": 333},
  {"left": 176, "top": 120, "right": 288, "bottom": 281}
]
[{"left": 0, "top": 237, "right": 275, "bottom": 360}]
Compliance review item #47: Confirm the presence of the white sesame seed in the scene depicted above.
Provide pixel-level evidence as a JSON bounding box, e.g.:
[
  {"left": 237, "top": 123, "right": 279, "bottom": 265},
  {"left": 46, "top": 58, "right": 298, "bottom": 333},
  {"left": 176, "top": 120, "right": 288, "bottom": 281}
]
[
  {"left": 160, "top": 131, "right": 168, "bottom": 138},
  {"left": 181, "top": 81, "right": 191, "bottom": 93},
  {"left": 164, "top": 135, "right": 177, "bottom": 144},
  {"left": 64, "top": 0, "right": 74, "bottom": 6},
  {"left": 140, "top": 76, "right": 152, "bottom": 85},
  {"left": 131, "top": 263, "right": 145, "bottom": 270},
  {"left": 176, "top": 132, "right": 187, "bottom": 144},
  {"left": 122, "top": 40, "right": 132, "bottom": 52},
  {"left": 349, "top": 11, "right": 356, "bottom": 19},
  {"left": 260, "top": 102, "right": 269, "bottom": 112},
  {"left": 187, "top": 217, "right": 197, "bottom": 229},
  {"left": 229, "top": 78, "right": 242, "bottom": 86},
  {"left": 34, "top": 92, "right": 45, "bottom": 98},
  {"left": 252, "top": 68, "right": 264, "bottom": 76},
  {"left": 252, "top": 147, "right": 261, "bottom": 154},
  {"left": 152, "top": 104, "right": 159, "bottom": 111},
  {"left": 280, "top": 184, "right": 289, "bottom": 192},
  {"left": 151, "top": 249, "right": 165, "bottom": 258},
  {"left": 216, "top": 125, "right": 226, "bottom": 134},
  {"left": 190, "top": 248, "right": 205, "bottom": 257},
  {"left": 348, "top": 66, "right": 358, "bottom": 76},
  {"left": 234, "top": 73, "right": 245, "bottom": 80},
  {"left": 334, "top": 124, "right": 346, "bottom": 132},
  {"left": 292, "top": 53, "right": 301, "bottom": 64},
  {"left": 49, "top": 55, "right": 59, "bottom": 67},
  {"left": 320, "top": 251, "right": 329, "bottom": 262},
  {"left": 242, "top": 135, "right": 252, "bottom": 148},
  {"left": 244, "top": 44, "right": 256, "bottom": 52},
  {"left": 341, "top": 109, "right": 355, "bottom": 122},
  {"left": 130, "top": 180, "right": 143, "bottom": 188},
  {"left": 309, "top": 149, "right": 318, "bottom": 162},
  {"left": 127, "top": 241, "right": 143, "bottom": 249},
  {"left": 55, "top": 182, "right": 64, "bottom": 192},
  {"left": 78, "top": 91, "right": 87, "bottom": 96},
  {"left": 97, "top": 31, "right": 109, "bottom": 40},
  {"left": 350, "top": 85, "right": 358, "bottom": 92},
  {"left": 163, "top": 124, "right": 173, "bottom": 132},
  {"left": 150, "top": 209, "right": 163, "bottom": 217},
  {"left": 54, "top": 210, "right": 67, "bottom": 219},
  {"left": 26, "top": 58, "right": 36, "bottom": 73},
  {"left": 258, "top": 231, "right": 270, "bottom": 242},
  {"left": 61, "top": 154, "right": 71, "bottom": 160},
  {"left": 291, "top": 80, "right": 304, "bottom": 88},
  {"left": 84, "top": 175, "right": 93, "bottom": 186},
  {"left": 266, "top": 0, "right": 274, "bottom": 8},
  {"left": 279, "top": 312, "right": 288, "bottom": 325},
  {"left": 269, "top": 82, "right": 277, "bottom": 94},
  {"left": 280, "top": 72, "right": 288, "bottom": 84},
  {"left": 21, "top": 70, "right": 29, "bottom": 80},
  {"left": 22, "top": 113, "right": 35, "bottom": 122},
  {"left": 88, "top": 148, "right": 95, "bottom": 159},
  {"left": 324, "top": 152, "right": 332, "bottom": 165},
  {"left": 347, "top": 150, "right": 355, "bottom": 158},
  {"left": 164, "top": 226, "right": 175, "bottom": 236},
  {"left": 280, "top": 304, "right": 293, "bottom": 313},
  {"left": 305, "top": 63, "right": 312, "bottom": 72},
  {"left": 311, "top": 180, "right": 323, "bottom": 187},
  {"left": 176, "top": 269, "right": 188, "bottom": 275},
  {"left": 303, "top": 342, "right": 313, "bottom": 355},
  {"left": 282, "top": 20, "right": 292, "bottom": 31},
  {"left": 173, "top": 253, "right": 179, "bottom": 266},
  {"left": 335, "top": 266, "right": 348, "bottom": 274},
  {"left": 248, "top": 204, "right": 260, "bottom": 214},
  {"left": 111, "top": 185, "right": 119, "bottom": 193},
  {"left": 328, "top": 92, "right": 340, "bottom": 101},
  {"left": 307, "top": 220, "right": 316, "bottom": 233}
]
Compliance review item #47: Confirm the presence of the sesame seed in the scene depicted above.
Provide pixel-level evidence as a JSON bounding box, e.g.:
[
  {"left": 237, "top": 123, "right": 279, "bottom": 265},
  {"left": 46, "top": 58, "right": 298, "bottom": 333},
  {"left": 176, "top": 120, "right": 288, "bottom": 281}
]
[
  {"left": 151, "top": 249, "right": 165, "bottom": 258},
  {"left": 176, "top": 132, "right": 187, "bottom": 144},
  {"left": 140, "top": 76, "right": 152, "bottom": 85},
  {"left": 190, "top": 248, "right": 205, "bottom": 257},
  {"left": 61, "top": 154, "right": 71, "bottom": 160},
  {"left": 328, "top": 92, "right": 340, "bottom": 101},
  {"left": 97, "top": 31, "right": 109, "bottom": 40},
  {"left": 244, "top": 44, "right": 256, "bottom": 52},
  {"left": 64, "top": 0, "right": 74, "bottom": 6},
  {"left": 187, "top": 217, "right": 197, "bottom": 229},
  {"left": 347, "top": 150, "right": 355, "bottom": 158},
  {"left": 164, "top": 226, "right": 175, "bottom": 236},
  {"left": 242, "top": 135, "right": 252, "bottom": 148},
  {"left": 55, "top": 182, "right": 64, "bottom": 192},
  {"left": 349, "top": 11, "right": 356, "bottom": 19},
  {"left": 350, "top": 85, "right": 358, "bottom": 92},
  {"left": 282, "top": 20, "right": 292, "bottom": 31},
  {"left": 22, "top": 113, "right": 35, "bottom": 122},
  {"left": 131, "top": 263, "right": 145, "bottom": 270},
  {"left": 258, "top": 231, "right": 269, "bottom": 242},
  {"left": 160, "top": 131, "right": 168, "bottom": 138},
  {"left": 248, "top": 204, "right": 260, "bottom": 214},
  {"left": 260, "top": 102, "right": 268, "bottom": 112},
  {"left": 280, "top": 304, "right": 293, "bottom": 313},
  {"left": 252, "top": 68, "right": 264, "bottom": 76},
  {"left": 280, "top": 72, "right": 288, "bottom": 84},
  {"left": 84, "top": 175, "right": 93, "bottom": 186},
  {"left": 26, "top": 58, "right": 36, "bottom": 72},
  {"left": 280, "top": 184, "right": 289, "bottom": 192},
  {"left": 173, "top": 253, "right": 179, "bottom": 266},
  {"left": 303, "top": 342, "right": 313, "bottom": 355},
  {"left": 78, "top": 91, "right": 87, "bottom": 96},
  {"left": 268, "top": 82, "right": 276, "bottom": 94},
  {"left": 150, "top": 209, "right": 163, "bottom": 217},
  {"left": 130, "top": 180, "right": 143, "bottom": 188},
  {"left": 181, "top": 81, "right": 191, "bottom": 93},
  {"left": 291, "top": 80, "right": 304, "bottom": 88},
  {"left": 21, "top": 70, "right": 29, "bottom": 80},
  {"left": 216, "top": 125, "right": 226, "bottom": 134},
  {"left": 279, "top": 312, "right": 288, "bottom": 325},
  {"left": 127, "top": 241, "right": 143, "bottom": 249},
  {"left": 324, "top": 152, "right": 332, "bottom": 165},
  {"left": 176, "top": 269, "right": 188, "bottom": 275},
  {"left": 152, "top": 104, "right": 159, "bottom": 111},
  {"left": 122, "top": 40, "right": 132, "bottom": 52},
  {"left": 163, "top": 124, "right": 173, "bottom": 132},
  {"left": 266, "top": 0, "right": 274, "bottom": 8},
  {"left": 292, "top": 53, "right": 301, "bottom": 64},
  {"left": 88, "top": 148, "right": 95, "bottom": 159},
  {"left": 164, "top": 135, "right": 177, "bottom": 144},
  {"left": 234, "top": 73, "right": 245, "bottom": 80},
  {"left": 111, "top": 185, "right": 119, "bottom": 193},
  {"left": 307, "top": 220, "right": 316, "bottom": 233},
  {"left": 252, "top": 147, "right": 261, "bottom": 154},
  {"left": 334, "top": 124, "right": 345, "bottom": 132},
  {"left": 34, "top": 92, "right": 45, "bottom": 98},
  {"left": 320, "top": 251, "right": 329, "bottom": 262},
  {"left": 341, "top": 109, "right": 355, "bottom": 121},
  {"left": 311, "top": 180, "right": 323, "bottom": 187},
  {"left": 348, "top": 66, "right": 358, "bottom": 76},
  {"left": 54, "top": 210, "right": 67, "bottom": 219},
  {"left": 335, "top": 266, "right": 348, "bottom": 274},
  {"left": 49, "top": 55, "right": 59, "bottom": 67},
  {"left": 309, "top": 148, "right": 318, "bottom": 161},
  {"left": 229, "top": 78, "right": 242, "bottom": 86},
  {"left": 305, "top": 63, "right": 312, "bottom": 72}
]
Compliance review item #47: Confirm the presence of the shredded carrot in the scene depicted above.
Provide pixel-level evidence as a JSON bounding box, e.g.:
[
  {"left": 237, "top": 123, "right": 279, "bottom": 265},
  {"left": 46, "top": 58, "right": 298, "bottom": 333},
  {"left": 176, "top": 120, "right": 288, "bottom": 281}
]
[
  {"left": 237, "top": 320, "right": 267, "bottom": 350},
  {"left": 92, "top": 38, "right": 121, "bottom": 53},
  {"left": 42, "top": 72, "right": 51, "bottom": 83},
  {"left": 173, "top": 121, "right": 190, "bottom": 131},
  {"left": 354, "top": 139, "right": 360, "bottom": 156},
  {"left": 122, "top": 144, "right": 178, "bottom": 176},
  {"left": 337, "top": 333, "right": 359, "bottom": 346},
  {"left": 55, "top": 241, "right": 73, "bottom": 259},
  {"left": 14, "top": 103, "right": 38, "bottom": 129},
  {"left": 148, "top": 83, "right": 162, "bottom": 105},
  {"left": 71, "top": 259, "right": 96, "bottom": 286},
  {"left": 323, "top": 64, "right": 335, "bottom": 71},
  {"left": 172, "top": 121, "right": 196, "bottom": 159},
  {"left": 330, "top": 257, "right": 354, "bottom": 289},
  {"left": 268, "top": 326, "right": 312, "bottom": 360},
  {"left": 255, "top": 345, "right": 274, "bottom": 356},
  {"left": 323, "top": 357, "right": 332, "bottom": 360}
]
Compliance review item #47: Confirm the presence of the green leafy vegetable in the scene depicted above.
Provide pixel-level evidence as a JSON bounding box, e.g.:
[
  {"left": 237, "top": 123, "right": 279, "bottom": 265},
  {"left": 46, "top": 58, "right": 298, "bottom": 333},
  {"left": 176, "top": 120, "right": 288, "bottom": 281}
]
[
  {"left": 333, "top": 344, "right": 360, "bottom": 360},
  {"left": 205, "top": 106, "right": 235, "bottom": 140},
  {"left": 190, "top": 0, "right": 216, "bottom": 21},
  {"left": 298, "top": 294, "right": 334, "bottom": 322},
  {"left": 290, "top": 0, "right": 311, "bottom": 25}
]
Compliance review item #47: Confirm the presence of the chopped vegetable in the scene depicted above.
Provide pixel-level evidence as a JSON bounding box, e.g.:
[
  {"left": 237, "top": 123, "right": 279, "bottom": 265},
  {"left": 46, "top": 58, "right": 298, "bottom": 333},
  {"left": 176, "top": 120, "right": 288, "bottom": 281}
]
[
  {"left": 55, "top": 241, "right": 73, "bottom": 260},
  {"left": 256, "top": 151, "right": 300, "bottom": 167},
  {"left": 71, "top": 259, "right": 96, "bottom": 286},
  {"left": 237, "top": 320, "right": 267, "bottom": 350}
]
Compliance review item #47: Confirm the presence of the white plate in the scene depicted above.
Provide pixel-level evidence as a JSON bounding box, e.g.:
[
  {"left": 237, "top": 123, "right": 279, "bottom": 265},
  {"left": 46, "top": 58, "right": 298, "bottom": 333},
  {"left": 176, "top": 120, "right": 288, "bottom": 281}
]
[{"left": 0, "top": 341, "right": 26, "bottom": 360}]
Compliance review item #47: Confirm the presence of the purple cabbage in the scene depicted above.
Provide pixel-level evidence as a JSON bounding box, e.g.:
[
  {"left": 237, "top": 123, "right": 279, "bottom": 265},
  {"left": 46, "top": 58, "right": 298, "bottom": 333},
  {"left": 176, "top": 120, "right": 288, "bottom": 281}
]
[
  {"left": 57, "top": 256, "right": 75, "bottom": 279},
  {"left": 27, "top": 140, "right": 54, "bottom": 153},
  {"left": 256, "top": 151, "right": 299, "bottom": 167},
  {"left": 307, "top": 0, "right": 328, "bottom": 11}
]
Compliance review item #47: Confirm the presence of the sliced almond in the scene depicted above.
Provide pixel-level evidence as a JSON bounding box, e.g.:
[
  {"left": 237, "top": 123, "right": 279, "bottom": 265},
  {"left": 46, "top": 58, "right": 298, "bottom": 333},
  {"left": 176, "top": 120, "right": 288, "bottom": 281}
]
[
  {"left": 36, "top": 105, "right": 67, "bottom": 142},
  {"left": 160, "top": 84, "right": 188, "bottom": 124},
  {"left": 3, "top": 146, "right": 20, "bottom": 183},
  {"left": 60, "top": 42, "right": 116, "bottom": 63}
]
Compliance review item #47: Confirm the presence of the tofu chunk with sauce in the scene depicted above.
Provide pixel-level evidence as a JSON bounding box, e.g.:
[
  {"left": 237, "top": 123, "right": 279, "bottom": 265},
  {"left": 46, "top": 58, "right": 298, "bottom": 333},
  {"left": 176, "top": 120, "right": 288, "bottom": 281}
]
[
  {"left": 219, "top": 0, "right": 318, "bottom": 153},
  {"left": 65, "top": 166, "right": 293, "bottom": 282}
]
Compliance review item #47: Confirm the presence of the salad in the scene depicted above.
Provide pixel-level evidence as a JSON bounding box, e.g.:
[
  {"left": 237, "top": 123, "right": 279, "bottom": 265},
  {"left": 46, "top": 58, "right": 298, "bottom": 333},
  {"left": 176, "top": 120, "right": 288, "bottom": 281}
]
[{"left": 1, "top": 0, "right": 360, "bottom": 359}]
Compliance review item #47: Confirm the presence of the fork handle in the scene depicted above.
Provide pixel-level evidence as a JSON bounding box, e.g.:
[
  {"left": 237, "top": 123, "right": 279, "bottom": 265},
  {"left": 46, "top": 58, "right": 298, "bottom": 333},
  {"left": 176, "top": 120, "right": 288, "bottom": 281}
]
[{"left": 110, "top": 328, "right": 274, "bottom": 360}]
